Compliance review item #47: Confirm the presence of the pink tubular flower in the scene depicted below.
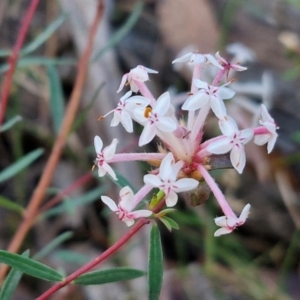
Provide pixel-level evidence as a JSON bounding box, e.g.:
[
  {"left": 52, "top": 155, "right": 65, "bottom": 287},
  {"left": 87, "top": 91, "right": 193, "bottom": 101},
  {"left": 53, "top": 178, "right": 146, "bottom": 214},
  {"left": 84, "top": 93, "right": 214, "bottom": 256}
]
[
  {"left": 254, "top": 104, "right": 278, "bottom": 153},
  {"left": 134, "top": 92, "right": 177, "bottom": 146},
  {"left": 182, "top": 79, "right": 235, "bottom": 119},
  {"left": 144, "top": 153, "right": 199, "bottom": 207},
  {"left": 101, "top": 186, "right": 153, "bottom": 226},
  {"left": 214, "top": 204, "right": 251, "bottom": 236},
  {"left": 207, "top": 116, "right": 253, "bottom": 174},
  {"left": 117, "top": 65, "right": 158, "bottom": 93},
  {"left": 94, "top": 136, "right": 118, "bottom": 180},
  {"left": 216, "top": 52, "right": 247, "bottom": 72}
]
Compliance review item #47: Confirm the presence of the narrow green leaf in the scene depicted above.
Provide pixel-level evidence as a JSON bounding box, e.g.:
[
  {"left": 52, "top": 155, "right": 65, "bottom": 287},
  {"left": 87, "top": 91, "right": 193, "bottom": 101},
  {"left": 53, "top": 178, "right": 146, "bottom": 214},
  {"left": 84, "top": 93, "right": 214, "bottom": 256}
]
[
  {"left": 0, "top": 49, "right": 11, "bottom": 57},
  {"left": 47, "top": 65, "right": 65, "bottom": 134},
  {"left": 21, "top": 14, "right": 67, "bottom": 56},
  {"left": 0, "top": 148, "right": 44, "bottom": 183},
  {"left": 161, "top": 216, "right": 179, "bottom": 230},
  {"left": 0, "top": 250, "right": 29, "bottom": 300},
  {"left": 0, "top": 250, "right": 63, "bottom": 282},
  {"left": 0, "top": 115, "right": 22, "bottom": 132},
  {"left": 33, "top": 231, "right": 73, "bottom": 261},
  {"left": 148, "top": 225, "right": 163, "bottom": 300},
  {"left": 54, "top": 250, "right": 90, "bottom": 265},
  {"left": 0, "top": 57, "right": 75, "bottom": 74},
  {"left": 42, "top": 185, "right": 107, "bottom": 218},
  {"left": 0, "top": 196, "right": 24, "bottom": 214},
  {"left": 74, "top": 268, "right": 146, "bottom": 285},
  {"left": 92, "top": 1, "right": 143, "bottom": 62}
]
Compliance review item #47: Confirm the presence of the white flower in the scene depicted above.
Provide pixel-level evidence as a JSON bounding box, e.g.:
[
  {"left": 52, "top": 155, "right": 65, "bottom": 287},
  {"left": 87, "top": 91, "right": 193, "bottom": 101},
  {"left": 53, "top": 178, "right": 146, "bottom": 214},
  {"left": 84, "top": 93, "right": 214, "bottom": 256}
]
[
  {"left": 182, "top": 79, "right": 235, "bottom": 118},
  {"left": 134, "top": 92, "right": 177, "bottom": 146},
  {"left": 254, "top": 105, "right": 278, "bottom": 153},
  {"left": 172, "top": 52, "right": 223, "bottom": 69},
  {"left": 207, "top": 116, "right": 253, "bottom": 174},
  {"left": 117, "top": 65, "right": 158, "bottom": 93},
  {"left": 144, "top": 153, "right": 199, "bottom": 207},
  {"left": 94, "top": 136, "right": 118, "bottom": 180},
  {"left": 101, "top": 186, "right": 152, "bottom": 226},
  {"left": 105, "top": 91, "right": 150, "bottom": 133},
  {"left": 214, "top": 204, "right": 251, "bottom": 236}
]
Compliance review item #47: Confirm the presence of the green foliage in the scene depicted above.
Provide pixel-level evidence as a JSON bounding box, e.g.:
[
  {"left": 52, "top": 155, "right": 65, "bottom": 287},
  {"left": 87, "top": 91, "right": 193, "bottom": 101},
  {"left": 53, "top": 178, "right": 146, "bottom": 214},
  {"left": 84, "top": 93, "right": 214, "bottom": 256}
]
[
  {"left": 53, "top": 250, "right": 91, "bottom": 265},
  {"left": 0, "top": 251, "right": 29, "bottom": 300},
  {"left": 159, "top": 216, "right": 179, "bottom": 232},
  {"left": 0, "top": 250, "right": 63, "bottom": 282},
  {"left": 0, "top": 196, "right": 24, "bottom": 214},
  {"left": 74, "top": 267, "right": 146, "bottom": 285},
  {"left": 148, "top": 225, "right": 163, "bottom": 300},
  {"left": 47, "top": 65, "right": 65, "bottom": 134},
  {"left": 0, "top": 116, "right": 22, "bottom": 133},
  {"left": 0, "top": 148, "right": 44, "bottom": 183}
]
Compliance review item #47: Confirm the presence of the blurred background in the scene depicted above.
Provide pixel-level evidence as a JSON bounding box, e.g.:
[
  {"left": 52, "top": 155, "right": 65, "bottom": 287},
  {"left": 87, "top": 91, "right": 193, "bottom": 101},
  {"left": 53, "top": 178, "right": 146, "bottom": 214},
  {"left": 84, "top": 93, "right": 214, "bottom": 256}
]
[{"left": 0, "top": 0, "right": 300, "bottom": 299}]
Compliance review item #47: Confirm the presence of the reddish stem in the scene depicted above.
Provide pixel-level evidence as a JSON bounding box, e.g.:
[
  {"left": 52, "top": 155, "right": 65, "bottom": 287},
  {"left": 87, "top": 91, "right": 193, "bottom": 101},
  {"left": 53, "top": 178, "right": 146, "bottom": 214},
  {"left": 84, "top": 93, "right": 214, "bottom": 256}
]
[
  {"left": 36, "top": 218, "right": 149, "bottom": 300},
  {"left": 0, "top": 0, "right": 40, "bottom": 127}
]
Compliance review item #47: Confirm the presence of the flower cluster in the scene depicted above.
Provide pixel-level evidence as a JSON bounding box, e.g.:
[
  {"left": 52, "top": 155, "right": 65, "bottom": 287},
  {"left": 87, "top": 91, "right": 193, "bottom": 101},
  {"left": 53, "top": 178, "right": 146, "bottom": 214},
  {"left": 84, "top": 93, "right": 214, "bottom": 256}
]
[{"left": 93, "top": 51, "right": 278, "bottom": 236}]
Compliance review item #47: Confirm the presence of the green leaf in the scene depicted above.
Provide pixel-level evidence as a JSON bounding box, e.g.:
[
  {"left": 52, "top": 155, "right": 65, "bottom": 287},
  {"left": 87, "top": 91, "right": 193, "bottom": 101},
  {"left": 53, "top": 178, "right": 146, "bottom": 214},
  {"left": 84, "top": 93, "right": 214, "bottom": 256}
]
[
  {"left": 74, "top": 267, "right": 146, "bottom": 285},
  {"left": 0, "top": 115, "right": 23, "bottom": 132},
  {"left": 0, "top": 250, "right": 63, "bottom": 282},
  {"left": 53, "top": 250, "right": 90, "bottom": 265},
  {"left": 42, "top": 185, "right": 107, "bottom": 218},
  {"left": 0, "top": 250, "right": 29, "bottom": 300},
  {"left": 0, "top": 57, "right": 75, "bottom": 74},
  {"left": 92, "top": 1, "right": 143, "bottom": 62},
  {"left": 47, "top": 65, "right": 65, "bottom": 134},
  {"left": 159, "top": 216, "right": 179, "bottom": 232},
  {"left": 0, "top": 49, "right": 11, "bottom": 57},
  {"left": 33, "top": 231, "right": 73, "bottom": 261},
  {"left": 148, "top": 225, "right": 163, "bottom": 300},
  {"left": 0, "top": 196, "right": 24, "bottom": 214},
  {"left": 21, "top": 14, "right": 67, "bottom": 56},
  {"left": 0, "top": 148, "right": 44, "bottom": 183}
]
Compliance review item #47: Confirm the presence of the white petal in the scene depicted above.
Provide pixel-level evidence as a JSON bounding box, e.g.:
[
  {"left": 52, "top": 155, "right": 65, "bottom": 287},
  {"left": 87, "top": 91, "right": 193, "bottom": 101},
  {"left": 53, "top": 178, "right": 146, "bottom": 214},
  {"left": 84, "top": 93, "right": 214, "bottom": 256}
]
[
  {"left": 169, "top": 160, "right": 184, "bottom": 181},
  {"left": 130, "top": 81, "right": 139, "bottom": 93},
  {"left": 218, "top": 87, "right": 235, "bottom": 99},
  {"left": 156, "top": 117, "right": 177, "bottom": 132},
  {"left": 94, "top": 136, "right": 103, "bottom": 153},
  {"left": 174, "top": 178, "right": 199, "bottom": 192},
  {"left": 238, "top": 204, "right": 251, "bottom": 223},
  {"left": 210, "top": 97, "right": 227, "bottom": 119},
  {"left": 191, "top": 53, "right": 205, "bottom": 65},
  {"left": 230, "top": 144, "right": 246, "bottom": 174},
  {"left": 130, "top": 66, "right": 149, "bottom": 82},
  {"left": 165, "top": 190, "right": 178, "bottom": 207},
  {"left": 98, "top": 166, "right": 106, "bottom": 177},
  {"left": 182, "top": 92, "right": 209, "bottom": 111},
  {"left": 214, "top": 216, "right": 227, "bottom": 227},
  {"left": 120, "top": 111, "right": 133, "bottom": 132},
  {"left": 110, "top": 113, "right": 121, "bottom": 127},
  {"left": 144, "top": 174, "right": 163, "bottom": 187},
  {"left": 219, "top": 117, "right": 238, "bottom": 136},
  {"left": 154, "top": 92, "right": 170, "bottom": 116},
  {"left": 139, "top": 123, "right": 156, "bottom": 146},
  {"left": 260, "top": 104, "right": 273, "bottom": 122},
  {"left": 124, "top": 219, "right": 135, "bottom": 227},
  {"left": 134, "top": 107, "right": 147, "bottom": 124},
  {"left": 254, "top": 134, "right": 270, "bottom": 146},
  {"left": 144, "top": 67, "right": 158, "bottom": 74},
  {"left": 119, "top": 186, "right": 135, "bottom": 212},
  {"left": 159, "top": 153, "right": 174, "bottom": 181},
  {"left": 214, "top": 227, "right": 232, "bottom": 237},
  {"left": 131, "top": 209, "right": 153, "bottom": 218},
  {"left": 103, "top": 139, "right": 118, "bottom": 160},
  {"left": 207, "top": 137, "right": 233, "bottom": 154},
  {"left": 239, "top": 129, "right": 253, "bottom": 144},
  {"left": 117, "top": 74, "right": 128, "bottom": 93},
  {"left": 101, "top": 196, "right": 118, "bottom": 212},
  {"left": 205, "top": 54, "right": 223, "bottom": 69},
  {"left": 102, "top": 162, "right": 117, "bottom": 181},
  {"left": 127, "top": 95, "right": 150, "bottom": 107},
  {"left": 267, "top": 133, "right": 277, "bottom": 153},
  {"left": 194, "top": 79, "right": 209, "bottom": 90},
  {"left": 172, "top": 52, "right": 192, "bottom": 64}
]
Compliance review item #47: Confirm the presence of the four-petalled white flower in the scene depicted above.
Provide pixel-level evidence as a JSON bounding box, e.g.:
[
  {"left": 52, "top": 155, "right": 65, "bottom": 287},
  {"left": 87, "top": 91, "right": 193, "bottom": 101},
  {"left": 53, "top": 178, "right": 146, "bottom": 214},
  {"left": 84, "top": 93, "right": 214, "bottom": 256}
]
[
  {"left": 101, "top": 186, "right": 153, "bottom": 226},
  {"left": 182, "top": 79, "right": 235, "bottom": 119},
  {"left": 94, "top": 136, "right": 118, "bottom": 180},
  {"left": 214, "top": 204, "right": 251, "bottom": 236},
  {"left": 117, "top": 65, "right": 158, "bottom": 93},
  {"left": 144, "top": 153, "right": 199, "bottom": 207},
  {"left": 207, "top": 116, "right": 253, "bottom": 174},
  {"left": 254, "top": 104, "right": 278, "bottom": 153},
  {"left": 134, "top": 92, "right": 177, "bottom": 146}
]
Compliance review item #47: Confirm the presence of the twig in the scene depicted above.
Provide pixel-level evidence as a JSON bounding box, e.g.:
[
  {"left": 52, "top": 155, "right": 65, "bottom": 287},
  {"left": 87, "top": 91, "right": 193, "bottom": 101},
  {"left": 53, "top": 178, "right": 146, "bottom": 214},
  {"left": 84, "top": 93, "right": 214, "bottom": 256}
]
[
  {"left": 0, "top": 0, "right": 105, "bottom": 282},
  {"left": 0, "top": 0, "right": 40, "bottom": 127}
]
